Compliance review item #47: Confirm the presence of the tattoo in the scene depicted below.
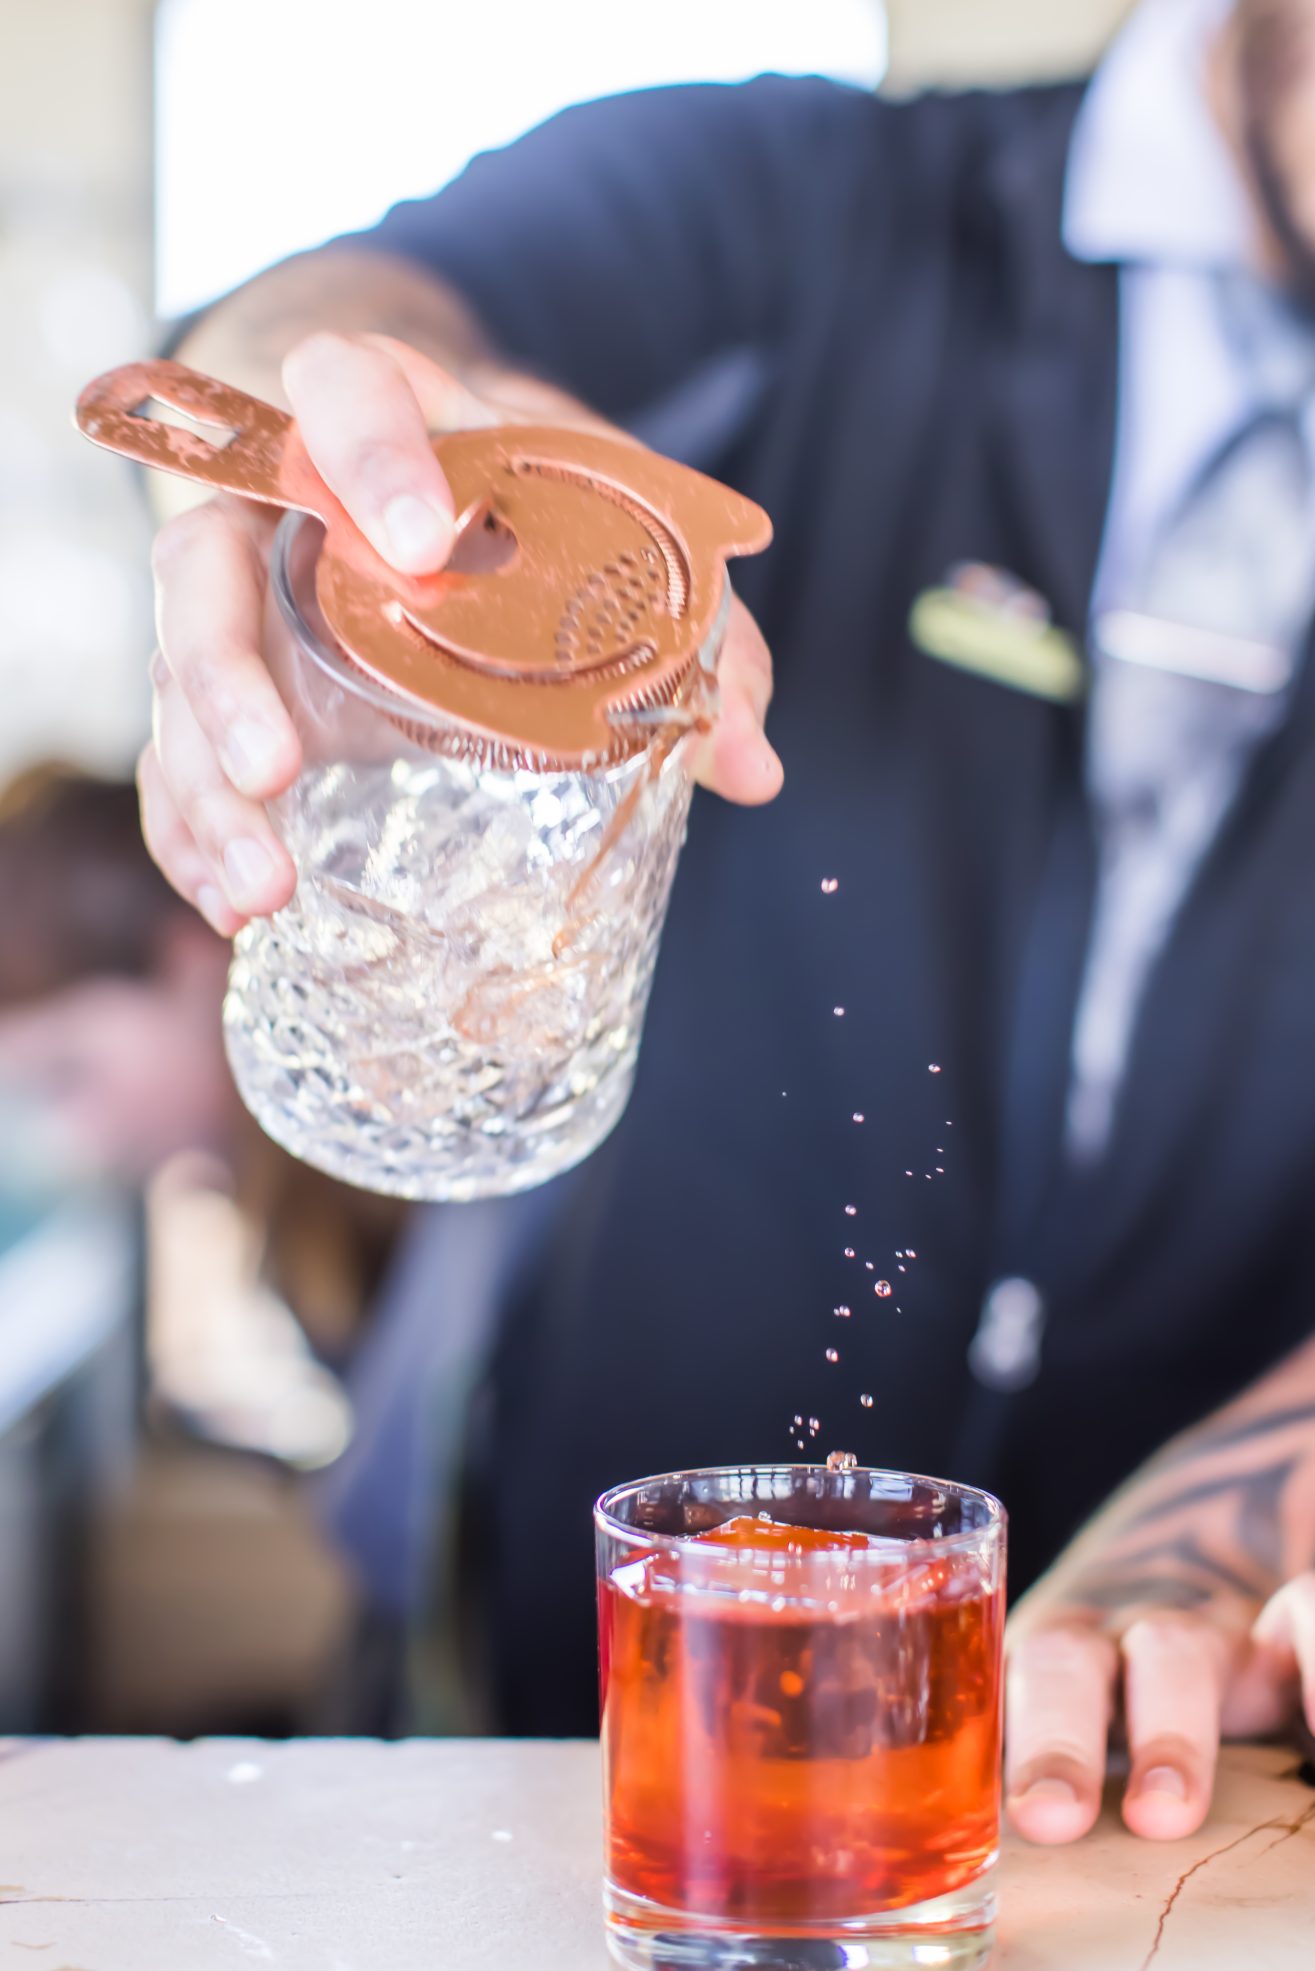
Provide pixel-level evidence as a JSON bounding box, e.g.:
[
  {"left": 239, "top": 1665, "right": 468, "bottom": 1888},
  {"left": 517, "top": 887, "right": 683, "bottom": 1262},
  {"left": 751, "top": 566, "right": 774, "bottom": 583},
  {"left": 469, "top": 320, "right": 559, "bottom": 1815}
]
[
  {"left": 1180, "top": 1399, "right": 1315, "bottom": 1459},
  {"left": 1125, "top": 1457, "right": 1301, "bottom": 1580},
  {"left": 1042, "top": 1339, "right": 1315, "bottom": 1620},
  {"left": 1059, "top": 1572, "right": 1218, "bottom": 1613},
  {"left": 1067, "top": 1531, "right": 1268, "bottom": 1605}
]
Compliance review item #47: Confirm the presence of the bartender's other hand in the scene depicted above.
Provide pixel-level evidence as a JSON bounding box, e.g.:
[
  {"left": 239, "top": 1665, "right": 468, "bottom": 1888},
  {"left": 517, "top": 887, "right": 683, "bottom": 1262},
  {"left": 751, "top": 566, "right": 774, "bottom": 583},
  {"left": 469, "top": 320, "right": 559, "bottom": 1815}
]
[
  {"left": 1005, "top": 1572, "right": 1315, "bottom": 1845},
  {"left": 140, "top": 333, "right": 780, "bottom": 934}
]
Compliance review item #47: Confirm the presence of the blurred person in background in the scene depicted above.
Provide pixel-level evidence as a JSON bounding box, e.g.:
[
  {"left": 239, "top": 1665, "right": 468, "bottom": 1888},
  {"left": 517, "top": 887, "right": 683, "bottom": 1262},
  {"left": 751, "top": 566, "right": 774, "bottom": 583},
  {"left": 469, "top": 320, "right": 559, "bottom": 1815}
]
[
  {"left": 132, "top": 0, "right": 1315, "bottom": 1833},
  {"left": 0, "top": 764, "right": 391, "bottom": 1467},
  {"left": 0, "top": 764, "right": 232, "bottom": 1185}
]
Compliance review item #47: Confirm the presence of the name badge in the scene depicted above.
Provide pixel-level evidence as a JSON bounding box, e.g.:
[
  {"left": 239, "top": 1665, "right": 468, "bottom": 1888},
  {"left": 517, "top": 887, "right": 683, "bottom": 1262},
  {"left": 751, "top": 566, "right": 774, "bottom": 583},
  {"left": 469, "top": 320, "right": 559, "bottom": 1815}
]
[{"left": 909, "top": 563, "right": 1085, "bottom": 704}]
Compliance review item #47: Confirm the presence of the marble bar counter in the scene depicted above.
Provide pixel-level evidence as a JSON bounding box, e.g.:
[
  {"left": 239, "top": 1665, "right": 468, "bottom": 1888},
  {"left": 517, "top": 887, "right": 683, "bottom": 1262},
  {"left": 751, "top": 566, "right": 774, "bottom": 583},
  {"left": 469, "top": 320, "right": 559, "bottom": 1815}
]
[{"left": 0, "top": 1737, "right": 1312, "bottom": 1968}]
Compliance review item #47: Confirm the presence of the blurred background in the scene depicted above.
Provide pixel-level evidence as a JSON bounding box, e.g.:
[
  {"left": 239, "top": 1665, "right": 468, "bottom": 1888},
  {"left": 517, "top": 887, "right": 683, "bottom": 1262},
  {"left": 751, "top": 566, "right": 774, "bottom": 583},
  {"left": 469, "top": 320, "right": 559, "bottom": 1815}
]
[{"left": 0, "top": 0, "right": 1131, "bottom": 1737}]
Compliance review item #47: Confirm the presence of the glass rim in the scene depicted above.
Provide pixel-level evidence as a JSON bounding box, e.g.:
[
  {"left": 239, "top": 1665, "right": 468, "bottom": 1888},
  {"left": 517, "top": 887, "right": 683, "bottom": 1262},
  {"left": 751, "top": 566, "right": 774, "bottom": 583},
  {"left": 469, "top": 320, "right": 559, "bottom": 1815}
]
[
  {"left": 594, "top": 1462, "right": 1006, "bottom": 1561},
  {"left": 271, "top": 510, "right": 459, "bottom": 729},
  {"left": 270, "top": 509, "right": 733, "bottom": 761}
]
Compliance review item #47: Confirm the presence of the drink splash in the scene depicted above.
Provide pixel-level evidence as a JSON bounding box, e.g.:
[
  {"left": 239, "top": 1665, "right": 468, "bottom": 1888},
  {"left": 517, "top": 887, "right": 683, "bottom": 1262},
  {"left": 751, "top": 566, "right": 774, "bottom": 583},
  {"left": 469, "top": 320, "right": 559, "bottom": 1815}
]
[{"left": 788, "top": 875, "right": 957, "bottom": 1448}]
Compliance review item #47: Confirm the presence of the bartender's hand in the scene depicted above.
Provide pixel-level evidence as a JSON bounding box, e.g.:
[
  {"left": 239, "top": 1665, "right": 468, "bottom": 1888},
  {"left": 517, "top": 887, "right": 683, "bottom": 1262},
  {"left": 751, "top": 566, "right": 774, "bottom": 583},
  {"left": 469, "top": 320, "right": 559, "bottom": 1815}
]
[
  {"left": 140, "top": 331, "right": 782, "bottom": 936},
  {"left": 1006, "top": 1573, "right": 1315, "bottom": 1845},
  {"left": 1005, "top": 1339, "right": 1315, "bottom": 1843}
]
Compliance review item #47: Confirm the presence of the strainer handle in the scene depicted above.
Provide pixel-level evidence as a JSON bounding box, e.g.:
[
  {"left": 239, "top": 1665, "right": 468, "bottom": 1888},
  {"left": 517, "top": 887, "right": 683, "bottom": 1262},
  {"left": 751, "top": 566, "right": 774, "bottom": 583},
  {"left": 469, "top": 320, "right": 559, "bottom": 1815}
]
[{"left": 74, "top": 359, "right": 325, "bottom": 515}]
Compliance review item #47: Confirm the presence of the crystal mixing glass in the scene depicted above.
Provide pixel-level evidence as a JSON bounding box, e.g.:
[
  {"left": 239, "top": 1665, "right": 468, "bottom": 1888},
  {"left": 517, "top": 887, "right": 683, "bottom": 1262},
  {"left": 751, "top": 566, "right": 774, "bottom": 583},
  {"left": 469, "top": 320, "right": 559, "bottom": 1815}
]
[{"left": 76, "top": 362, "right": 771, "bottom": 1198}]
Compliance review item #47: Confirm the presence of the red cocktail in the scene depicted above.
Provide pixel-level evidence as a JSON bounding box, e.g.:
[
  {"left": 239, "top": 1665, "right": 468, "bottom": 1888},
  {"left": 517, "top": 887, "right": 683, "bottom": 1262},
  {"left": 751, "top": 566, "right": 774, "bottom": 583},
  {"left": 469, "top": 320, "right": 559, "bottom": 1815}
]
[{"left": 596, "top": 1465, "right": 1005, "bottom": 1970}]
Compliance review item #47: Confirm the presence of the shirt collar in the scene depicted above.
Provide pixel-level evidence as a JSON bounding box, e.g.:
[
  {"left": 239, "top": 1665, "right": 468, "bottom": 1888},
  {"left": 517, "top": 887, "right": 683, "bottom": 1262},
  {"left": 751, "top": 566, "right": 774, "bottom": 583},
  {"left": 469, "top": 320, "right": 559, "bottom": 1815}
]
[{"left": 1064, "top": 0, "right": 1256, "bottom": 270}]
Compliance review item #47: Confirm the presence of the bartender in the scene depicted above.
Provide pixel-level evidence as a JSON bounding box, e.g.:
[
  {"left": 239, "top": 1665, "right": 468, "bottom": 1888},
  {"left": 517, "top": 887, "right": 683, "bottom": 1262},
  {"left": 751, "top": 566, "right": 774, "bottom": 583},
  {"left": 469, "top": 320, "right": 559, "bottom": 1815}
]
[{"left": 139, "top": 0, "right": 1315, "bottom": 1837}]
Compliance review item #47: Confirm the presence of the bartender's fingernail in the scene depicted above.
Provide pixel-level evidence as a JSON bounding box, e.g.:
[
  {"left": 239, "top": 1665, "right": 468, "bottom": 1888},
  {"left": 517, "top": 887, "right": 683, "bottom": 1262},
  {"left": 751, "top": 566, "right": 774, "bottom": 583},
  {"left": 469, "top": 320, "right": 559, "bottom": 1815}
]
[
  {"left": 224, "top": 837, "right": 276, "bottom": 903},
  {"left": 196, "top": 885, "right": 231, "bottom": 933},
  {"left": 221, "top": 718, "right": 284, "bottom": 793},
  {"left": 742, "top": 716, "right": 780, "bottom": 770},
  {"left": 1138, "top": 1766, "right": 1188, "bottom": 1800},
  {"left": 384, "top": 494, "right": 450, "bottom": 570},
  {"left": 1017, "top": 1777, "right": 1078, "bottom": 1806}
]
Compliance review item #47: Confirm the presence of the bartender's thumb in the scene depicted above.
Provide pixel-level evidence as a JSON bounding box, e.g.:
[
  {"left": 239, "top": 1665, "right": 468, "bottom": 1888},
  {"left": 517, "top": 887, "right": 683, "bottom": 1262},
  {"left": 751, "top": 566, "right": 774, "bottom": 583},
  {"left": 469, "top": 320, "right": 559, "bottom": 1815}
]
[
  {"left": 691, "top": 597, "right": 784, "bottom": 805},
  {"left": 282, "top": 331, "right": 456, "bottom": 574}
]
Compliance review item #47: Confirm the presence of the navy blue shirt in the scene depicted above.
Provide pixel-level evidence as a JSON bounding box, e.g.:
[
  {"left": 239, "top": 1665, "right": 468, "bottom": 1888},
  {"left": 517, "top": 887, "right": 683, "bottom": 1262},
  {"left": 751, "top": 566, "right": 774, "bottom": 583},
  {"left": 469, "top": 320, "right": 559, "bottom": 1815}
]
[{"left": 350, "top": 78, "right": 1315, "bottom": 1732}]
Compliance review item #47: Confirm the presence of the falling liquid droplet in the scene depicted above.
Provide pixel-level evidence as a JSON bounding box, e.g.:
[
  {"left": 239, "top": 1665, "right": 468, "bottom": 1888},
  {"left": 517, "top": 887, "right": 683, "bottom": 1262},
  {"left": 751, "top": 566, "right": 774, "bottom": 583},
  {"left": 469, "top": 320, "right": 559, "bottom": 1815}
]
[
  {"left": 852, "top": 1112, "right": 865, "bottom": 1124},
  {"left": 905, "top": 1169, "right": 913, "bottom": 1177},
  {"left": 820, "top": 878, "right": 839, "bottom": 895},
  {"left": 833, "top": 1007, "right": 846, "bottom": 1018},
  {"left": 929, "top": 1064, "right": 942, "bottom": 1074},
  {"left": 898, "top": 1264, "right": 907, "bottom": 1273},
  {"left": 874, "top": 1280, "right": 892, "bottom": 1298},
  {"left": 865, "top": 1261, "right": 875, "bottom": 1272},
  {"left": 825, "top": 1348, "right": 839, "bottom": 1364},
  {"left": 844, "top": 1204, "right": 857, "bottom": 1217},
  {"left": 808, "top": 1417, "right": 820, "bottom": 1433},
  {"left": 793, "top": 1414, "right": 803, "bottom": 1427},
  {"left": 844, "top": 1246, "right": 855, "bottom": 1259},
  {"left": 860, "top": 1394, "right": 874, "bottom": 1409},
  {"left": 906, "top": 1249, "right": 917, "bottom": 1260},
  {"left": 936, "top": 1166, "right": 945, "bottom": 1174},
  {"left": 834, "top": 1305, "right": 852, "bottom": 1319}
]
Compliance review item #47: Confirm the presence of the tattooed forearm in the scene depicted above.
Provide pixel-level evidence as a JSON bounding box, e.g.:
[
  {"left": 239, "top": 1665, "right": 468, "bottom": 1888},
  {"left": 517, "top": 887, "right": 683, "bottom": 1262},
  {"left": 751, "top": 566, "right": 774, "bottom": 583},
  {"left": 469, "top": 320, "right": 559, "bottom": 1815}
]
[
  {"left": 1121, "top": 1456, "right": 1303, "bottom": 1579},
  {"left": 1024, "top": 1332, "right": 1315, "bottom": 1620},
  {"left": 1182, "top": 1398, "right": 1315, "bottom": 1458},
  {"left": 1055, "top": 1572, "right": 1218, "bottom": 1612},
  {"left": 1065, "top": 1536, "right": 1270, "bottom": 1611}
]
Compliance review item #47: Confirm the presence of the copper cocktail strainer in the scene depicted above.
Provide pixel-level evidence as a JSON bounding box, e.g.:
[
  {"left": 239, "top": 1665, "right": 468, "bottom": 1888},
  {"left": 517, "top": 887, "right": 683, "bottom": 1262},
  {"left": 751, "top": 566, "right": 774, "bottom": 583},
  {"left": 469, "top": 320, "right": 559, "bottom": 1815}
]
[{"left": 76, "top": 360, "right": 772, "bottom": 768}]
